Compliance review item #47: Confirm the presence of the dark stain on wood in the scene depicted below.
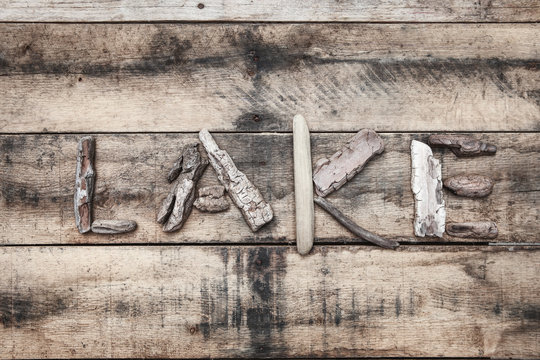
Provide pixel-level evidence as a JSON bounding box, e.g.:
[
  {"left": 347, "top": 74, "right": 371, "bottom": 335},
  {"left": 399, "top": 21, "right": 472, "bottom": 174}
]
[{"left": 0, "top": 291, "right": 69, "bottom": 328}]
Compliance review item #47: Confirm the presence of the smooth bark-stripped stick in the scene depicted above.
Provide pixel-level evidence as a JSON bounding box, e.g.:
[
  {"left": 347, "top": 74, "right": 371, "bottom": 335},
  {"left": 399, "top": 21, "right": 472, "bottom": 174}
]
[
  {"left": 444, "top": 175, "right": 494, "bottom": 198},
  {"left": 293, "top": 114, "right": 314, "bottom": 255},
  {"left": 428, "top": 134, "right": 496, "bottom": 157},
  {"left": 199, "top": 129, "right": 273, "bottom": 232},
  {"left": 314, "top": 196, "right": 399, "bottom": 250},
  {"left": 74, "top": 136, "right": 95, "bottom": 234},
  {"left": 91, "top": 220, "right": 137, "bottom": 234},
  {"left": 446, "top": 221, "right": 498, "bottom": 239}
]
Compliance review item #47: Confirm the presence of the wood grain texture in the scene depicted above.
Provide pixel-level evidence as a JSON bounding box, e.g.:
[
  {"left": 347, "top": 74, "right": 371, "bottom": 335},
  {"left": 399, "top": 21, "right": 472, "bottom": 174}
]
[
  {"left": 0, "top": 133, "right": 538, "bottom": 245},
  {"left": 1, "top": 0, "right": 539, "bottom": 22},
  {"left": 0, "top": 23, "right": 538, "bottom": 133},
  {"left": 0, "top": 245, "right": 538, "bottom": 358}
]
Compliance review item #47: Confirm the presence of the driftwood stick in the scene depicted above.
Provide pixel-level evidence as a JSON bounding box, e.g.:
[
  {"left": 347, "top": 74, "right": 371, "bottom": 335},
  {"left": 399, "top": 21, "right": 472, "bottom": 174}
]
[
  {"left": 91, "top": 219, "right": 137, "bottom": 234},
  {"left": 293, "top": 115, "right": 314, "bottom": 255},
  {"left": 428, "top": 134, "right": 496, "bottom": 157},
  {"left": 446, "top": 221, "right": 498, "bottom": 239},
  {"left": 313, "top": 129, "right": 384, "bottom": 197},
  {"left": 314, "top": 196, "right": 399, "bottom": 250},
  {"left": 74, "top": 136, "right": 96, "bottom": 234},
  {"left": 444, "top": 175, "right": 494, "bottom": 198},
  {"left": 157, "top": 142, "right": 208, "bottom": 232},
  {"left": 199, "top": 129, "right": 273, "bottom": 232},
  {"left": 193, "top": 185, "right": 229, "bottom": 213},
  {"left": 411, "top": 140, "right": 446, "bottom": 237}
]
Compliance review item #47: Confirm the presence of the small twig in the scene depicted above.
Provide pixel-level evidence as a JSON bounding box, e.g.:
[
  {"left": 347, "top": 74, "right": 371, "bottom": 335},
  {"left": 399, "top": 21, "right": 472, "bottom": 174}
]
[{"left": 314, "top": 196, "right": 399, "bottom": 250}]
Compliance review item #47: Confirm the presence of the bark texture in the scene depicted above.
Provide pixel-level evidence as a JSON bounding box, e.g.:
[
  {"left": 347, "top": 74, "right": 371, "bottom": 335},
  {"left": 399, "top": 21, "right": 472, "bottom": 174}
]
[
  {"left": 314, "top": 196, "right": 399, "bottom": 249},
  {"left": 157, "top": 143, "right": 208, "bottom": 232},
  {"left": 313, "top": 129, "right": 384, "bottom": 197},
  {"left": 293, "top": 115, "right": 314, "bottom": 255},
  {"left": 91, "top": 219, "right": 137, "bottom": 234},
  {"left": 411, "top": 140, "right": 446, "bottom": 237},
  {"left": 446, "top": 221, "right": 498, "bottom": 239},
  {"left": 74, "top": 136, "right": 95, "bottom": 234},
  {"left": 193, "top": 185, "right": 229, "bottom": 213},
  {"left": 444, "top": 174, "right": 494, "bottom": 197},
  {"left": 199, "top": 129, "right": 273, "bottom": 232},
  {"left": 428, "top": 134, "right": 497, "bottom": 157}
]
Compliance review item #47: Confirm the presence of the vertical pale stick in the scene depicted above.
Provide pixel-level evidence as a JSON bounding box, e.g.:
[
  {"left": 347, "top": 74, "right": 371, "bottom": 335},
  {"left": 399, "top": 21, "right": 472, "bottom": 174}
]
[{"left": 293, "top": 114, "right": 314, "bottom": 255}]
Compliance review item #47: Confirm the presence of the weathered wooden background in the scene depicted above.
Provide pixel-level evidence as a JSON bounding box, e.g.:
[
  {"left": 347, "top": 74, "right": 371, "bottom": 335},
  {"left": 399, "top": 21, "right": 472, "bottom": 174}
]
[{"left": 0, "top": 2, "right": 539, "bottom": 359}]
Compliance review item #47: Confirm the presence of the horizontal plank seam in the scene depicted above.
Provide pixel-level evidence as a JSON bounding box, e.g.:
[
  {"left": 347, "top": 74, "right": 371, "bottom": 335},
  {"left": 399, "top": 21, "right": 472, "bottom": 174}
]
[{"left": 0, "top": 20, "right": 539, "bottom": 24}]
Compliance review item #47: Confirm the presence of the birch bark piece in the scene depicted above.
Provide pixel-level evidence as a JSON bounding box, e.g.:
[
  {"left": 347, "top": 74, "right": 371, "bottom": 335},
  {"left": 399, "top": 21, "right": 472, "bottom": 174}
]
[
  {"left": 411, "top": 140, "right": 446, "bottom": 237},
  {"left": 157, "top": 142, "right": 208, "bottom": 232},
  {"left": 293, "top": 114, "right": 314, "bottom": 255},
  {"left": 193, "top": 185, "right": 229, "bottom": 213},
  {"left": 428, "top": 134, "right": 497, "bottom": 157},
  {"left": 446, "top": 222, "right": 498, "bottom": 239},
  {"left": 199, "top": 129, "right": 273, "bottom": 232},
  {"left": 314, "top": 196, "right": 399, "bottom": 250},
  {"left": 91, "top": 219, "right": 137, "bottom": 234},
  {"left": 312, "top": 129, "right": 384, "bottom": 197},
  {"left": 74, "top": 136, "right": 95, "bottom": 234},
  {"left": 444, "top": 175, "right": 494, "bottom": 198}
]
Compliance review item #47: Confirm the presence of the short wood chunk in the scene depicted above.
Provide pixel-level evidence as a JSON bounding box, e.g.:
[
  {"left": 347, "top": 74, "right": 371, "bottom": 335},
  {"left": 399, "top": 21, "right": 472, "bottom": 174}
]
[
  {"left": 194, "top": 185, "right": 229, "bottom": 213},
  {"left": 314, "top": 196, "right": 399, "bottom": 249},
  {"left": 428, "top": 134, "right": 497, "bottom": 157},
  {"left": 293, "top": 114, "right": 314, "bottom": 255},
  {"left": 74, "top": 136, "right": 96, "bottom": 234},
  {"left": 91, "top": 219, "right": 137, "bottom": 234},
  {"left": 444, "top": 175, "right": 494, "bottom": 198},
  {"left": 411, "top": 140, "right": 446, "bottom": 237},
  {"left": 313, "top": 129, "right": 384, "bottom": 197},
  {"left": 446, "top": 221, "right": 498, "bottom": 239},
  {"left": 157, "top": 142, "right": 208, "bottom": 232},
  {"left": 199, "top": 129, "right": 273, "bottom": 232}
]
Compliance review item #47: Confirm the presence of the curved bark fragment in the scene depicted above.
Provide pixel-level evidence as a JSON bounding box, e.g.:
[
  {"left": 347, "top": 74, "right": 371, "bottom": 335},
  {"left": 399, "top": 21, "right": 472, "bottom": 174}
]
[
  {"left": 411, "top": 140, "right": 446, "bottom": 237},
  {"left": 444, "top": 174, "right": 494, "bottom": 197},
  {"left": 313, "top": 129, "right": 384, "bottom": 197},
  {"left": 446, "top": 221, "right": 498, "bottom": 239},
  {"left": 428, "top": 134, "right": 496, "bottom": 157},
  {"left": 91, "top": 219, "right": 137, "bottom": 234},
  {"left": 74, "top": 136, "right": 95, "bottom": 234},
  {"left": 194, "top": 185, "right": 229, "bottom": 213},
  {"left": 163, "top": 179, "right": 196, "bottom": 232},
  {"left": 199, "top": 129, "right": 273, "bottom": 232}
]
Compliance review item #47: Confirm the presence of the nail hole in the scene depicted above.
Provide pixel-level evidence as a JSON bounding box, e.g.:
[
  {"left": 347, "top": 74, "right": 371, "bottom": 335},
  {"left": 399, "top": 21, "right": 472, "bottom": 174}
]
[
  {"left": 78, "top": 77, "right": 83, "bottom": 82},
  {"left": 197, "top": 3, "right": 204, "bottom": 9}
]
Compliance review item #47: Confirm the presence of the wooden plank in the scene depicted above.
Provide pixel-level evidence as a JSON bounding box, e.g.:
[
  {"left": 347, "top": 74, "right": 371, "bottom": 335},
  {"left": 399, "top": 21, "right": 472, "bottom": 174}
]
[
  {"left": 0, "top": 133, "right": 538, "bottom": 245},
  {"left": 0, "top": 245, "right": 538, "bottom": 358},
  {"left": 0, "top": 23, "right": 538, "bottom": 133},
  {"left": 0, "top": 0, "right": 538, "bottom": 22}
]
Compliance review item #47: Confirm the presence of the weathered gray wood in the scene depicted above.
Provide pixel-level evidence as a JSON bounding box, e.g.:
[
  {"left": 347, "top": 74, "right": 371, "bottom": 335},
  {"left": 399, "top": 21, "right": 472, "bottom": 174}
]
[
  {"left": 91, "top": 219, "right": 137, "bottom": 234},
  {"left": 193, "top": 185, "right": 229, "bottom": 213},
  {"left": 293, "top": 115, "right": 314, "bottom": 255},
  {"left": 0, "top": 24, "right": 539, "bottom": 133},
  {"left": 1, "top": 0, "right": 538, "bottom": 22},
  {"left": 429, "top": 135, "right": 497, "bottom": 157},
  {"left": 411, "top": 140, "right": 446, "bottom": 238},
  {"left": 446, "top": 221, "right": 499, "bottom": 239},
  {"left": 74, "top": 136, "right": 95, "bottom": 234},
  {"left": 158, "top": 143, "right": 208, "bottom": 232},
  {"left": 313, "top": 129, "right": 384, "bottom": 197},
  {"left": 314, "top": 196, "right": 399, "bottom": 250},
  {"left": 199, "top": 129, "right": 273, "bottom": 232},
  {"left": 1, "top": 246, "right": 538, "bottom": 358},
  {"left": 1, "top": 133, "right": 538, "bottom": 244},
  {"left": 444, "top": 175, "right": 495, "bottom": 198}
]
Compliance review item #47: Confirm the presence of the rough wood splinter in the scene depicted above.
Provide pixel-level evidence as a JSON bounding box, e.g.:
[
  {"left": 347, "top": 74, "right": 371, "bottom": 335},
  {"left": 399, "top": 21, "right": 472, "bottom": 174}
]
[
  {"left": 91, "top": 219, "right": 137, "bottom": 234},
  {"left": 157, "top": 142, "right": 208, "bottom": 232},
  {"left": 444, "top": 174, "right": 494, "bottom": 198},
  {"left": 74, "top": 136, "right": 96, "bottom": 234},
  {"left": 293, "top": 114, "right": 314, "bottom": 255},
  {"left": 199, "top": 129, "right": 273, "bottom": 232},
  {"left": 314, "top": 196, "right": 399, "bottom": 249},
  {"left": 411, "top": 140, "right": 446, "bottom": 237},
  {"left": 446, "top": 221, "right": 498, "bottom": 239},
  {"left": 313, "top": 129, "right": 384, "bottom": 197},
  {"left": 428, "top": 134, "right": 497, "bottom": 157},
  {"left": 193, "top": 185, "right": 230, "bottom": 212}
]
